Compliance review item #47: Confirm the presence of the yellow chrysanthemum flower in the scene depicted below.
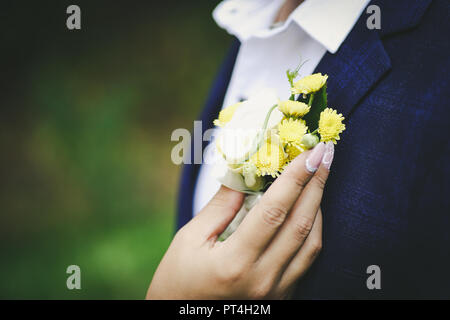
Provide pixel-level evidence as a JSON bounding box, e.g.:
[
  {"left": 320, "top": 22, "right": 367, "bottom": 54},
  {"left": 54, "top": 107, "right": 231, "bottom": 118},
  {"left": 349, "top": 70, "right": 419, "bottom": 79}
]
[
  {"left": 278, "top": 100, "right": 311, "bottom": 117},
  {"left": 285, "top": 144, "right": 305, "bottom": 161},
  {"left": 291, "top": 73, "right": 328, "bottom": 95},
  {"left": 250, "top": 142, "right": 286, "bottom": 177},
  {"left": 278, "top": 118, "right": 308, "bottom": 146},
  {"left": 318, "top": 108, "right": 346, "bottom": 144},
  {"left": 213, "top": 102, "right": 242, "bottom": 127}
]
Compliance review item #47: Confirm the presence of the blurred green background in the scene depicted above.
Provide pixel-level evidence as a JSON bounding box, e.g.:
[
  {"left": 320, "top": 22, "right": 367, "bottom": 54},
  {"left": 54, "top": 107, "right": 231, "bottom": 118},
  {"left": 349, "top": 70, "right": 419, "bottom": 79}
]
[{"left": 0, "top": 0, "right": 230, "bottom": 299}]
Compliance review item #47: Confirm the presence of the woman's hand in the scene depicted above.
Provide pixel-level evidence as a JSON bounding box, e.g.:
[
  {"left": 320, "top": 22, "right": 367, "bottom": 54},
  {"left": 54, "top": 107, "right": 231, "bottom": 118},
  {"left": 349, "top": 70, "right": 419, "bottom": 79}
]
[{"left": 147, "top": 142, "right": 334, "bottom": 299}]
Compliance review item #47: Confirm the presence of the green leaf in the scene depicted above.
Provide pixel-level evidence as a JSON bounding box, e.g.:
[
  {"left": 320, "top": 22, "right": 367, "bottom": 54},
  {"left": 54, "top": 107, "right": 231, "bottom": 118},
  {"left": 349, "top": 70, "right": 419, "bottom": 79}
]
[
  {"left": 286, "top": 59, "right": 308, "bottom": 88},
  {"left": 300, "top": 84, "right": 327, "bottom": 131}
]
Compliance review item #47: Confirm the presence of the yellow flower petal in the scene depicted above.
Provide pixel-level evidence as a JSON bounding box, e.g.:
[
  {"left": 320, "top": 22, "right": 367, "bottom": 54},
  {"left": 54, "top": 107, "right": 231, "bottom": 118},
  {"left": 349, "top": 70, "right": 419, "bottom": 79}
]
[
  {"left": 250, "top": 142, "right": 286, "bottom": 177},
  {"left": 291, "top": 73, "right": 328, "bottom": 95},
  {"left": 278, "top": 118, "right": 308, "bottom": 146},
  {"left": 213, "top": 102, "right": 242, "bottom": 127},
  {"left": 285, "top": 144, "right": 305, "bottom": 161},
  {"left": 278, "top": 100, "right": 310, "bottom": 117},
  {"left": 318, "top": 108, "right": 346, "bottom": 144}
]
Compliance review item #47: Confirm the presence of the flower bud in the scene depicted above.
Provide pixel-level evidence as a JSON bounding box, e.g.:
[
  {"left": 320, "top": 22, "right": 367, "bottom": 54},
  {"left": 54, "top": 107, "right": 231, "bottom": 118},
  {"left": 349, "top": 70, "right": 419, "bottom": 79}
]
[
  {"left": 243, "top": 162, "right": 264, "bottom": 191},
  {"left": 301, "top": 133, "right": 319, "bottom": 149}
]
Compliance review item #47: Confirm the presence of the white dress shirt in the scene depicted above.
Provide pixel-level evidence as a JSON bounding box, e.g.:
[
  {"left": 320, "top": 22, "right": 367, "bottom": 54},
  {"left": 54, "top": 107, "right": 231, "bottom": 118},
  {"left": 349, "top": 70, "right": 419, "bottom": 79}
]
[{"left": 193, "top": 0, "right": 370, "bottom": 216}]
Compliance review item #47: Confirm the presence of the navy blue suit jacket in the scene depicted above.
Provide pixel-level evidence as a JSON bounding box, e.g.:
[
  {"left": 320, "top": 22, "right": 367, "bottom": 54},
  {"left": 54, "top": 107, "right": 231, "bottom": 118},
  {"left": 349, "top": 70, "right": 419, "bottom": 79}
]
[{"left": 177, "top": 0, "right": 450, "bottom": 298}]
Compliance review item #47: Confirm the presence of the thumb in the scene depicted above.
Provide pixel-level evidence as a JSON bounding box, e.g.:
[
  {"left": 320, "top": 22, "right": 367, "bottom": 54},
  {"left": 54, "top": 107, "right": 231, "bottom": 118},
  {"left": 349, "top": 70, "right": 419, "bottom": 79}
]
[{"left": 193, "top": 185, "right": 245, "bottom": 240}]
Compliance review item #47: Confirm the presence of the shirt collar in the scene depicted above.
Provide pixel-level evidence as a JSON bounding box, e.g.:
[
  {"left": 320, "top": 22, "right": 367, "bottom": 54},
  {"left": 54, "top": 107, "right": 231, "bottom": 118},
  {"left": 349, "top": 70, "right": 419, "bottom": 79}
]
[{"left": 213, "top": 0, "right": 371, "bottom": 54}]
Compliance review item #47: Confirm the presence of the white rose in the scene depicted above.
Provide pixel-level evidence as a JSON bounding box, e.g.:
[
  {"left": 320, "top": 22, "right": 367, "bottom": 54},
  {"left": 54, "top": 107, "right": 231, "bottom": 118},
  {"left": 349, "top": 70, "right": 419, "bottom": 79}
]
[
  {"left": 211, "top": 156, "right": 248, "bottom": 192},
  {"left": 215, "top": 88, "right": 283, "bottom": 164}
]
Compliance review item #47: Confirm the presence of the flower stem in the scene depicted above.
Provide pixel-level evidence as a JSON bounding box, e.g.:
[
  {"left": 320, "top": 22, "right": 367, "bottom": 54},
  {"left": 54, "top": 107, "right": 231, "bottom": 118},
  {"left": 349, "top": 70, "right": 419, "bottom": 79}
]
[
  {"left": 308, "top": 93, "right": 315, "bottom": 106},
  {"left": 263, "top": 104, "right": 278, "bottom": 127},
  {"left": 259, "top": 104, "right": 278, "bottom": 145}
]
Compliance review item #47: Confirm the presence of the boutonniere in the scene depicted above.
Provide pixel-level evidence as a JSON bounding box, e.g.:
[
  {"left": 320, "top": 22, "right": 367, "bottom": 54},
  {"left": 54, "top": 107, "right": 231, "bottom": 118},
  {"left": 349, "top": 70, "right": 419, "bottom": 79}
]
[{"left": 212, "top": 62, "right": 345, "bottom": 240}]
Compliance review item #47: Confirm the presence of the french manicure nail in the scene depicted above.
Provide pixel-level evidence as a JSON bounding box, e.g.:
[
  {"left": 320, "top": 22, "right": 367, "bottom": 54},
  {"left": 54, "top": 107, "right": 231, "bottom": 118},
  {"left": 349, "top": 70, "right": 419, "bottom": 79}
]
[
  {"left": 322, "top": 141, "right": 335, "bottom": 170},
  {"left": 305, "top": 142, "right": 325, "bottom": 173}
]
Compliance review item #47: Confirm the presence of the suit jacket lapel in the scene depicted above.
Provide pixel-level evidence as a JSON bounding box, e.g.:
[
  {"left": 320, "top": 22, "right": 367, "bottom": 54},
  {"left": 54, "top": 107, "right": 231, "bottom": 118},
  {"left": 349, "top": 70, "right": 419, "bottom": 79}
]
[
  {"left": 375, "top": 0, "right": 432, "bottom": 37},
  {"left": 312, "top": 13, "right": 391, "bottom": 119},
  {"left": 314, "top": 0, "right": 432, "bottom": 118}
]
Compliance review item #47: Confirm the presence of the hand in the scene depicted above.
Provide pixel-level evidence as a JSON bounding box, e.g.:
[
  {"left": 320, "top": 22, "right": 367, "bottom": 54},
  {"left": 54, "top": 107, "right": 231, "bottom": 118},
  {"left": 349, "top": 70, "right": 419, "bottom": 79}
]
[{"left": 147, "top": 142, "right": 334, "bottom": 299}]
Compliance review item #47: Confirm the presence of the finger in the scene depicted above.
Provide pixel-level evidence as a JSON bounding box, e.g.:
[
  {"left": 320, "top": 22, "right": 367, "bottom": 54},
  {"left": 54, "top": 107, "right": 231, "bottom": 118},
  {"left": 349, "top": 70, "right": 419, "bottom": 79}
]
[
  {"left": 275, "top": 208, "right": 323, "bottom": 294},
  {"left": 193, "top": 185, "right": 244, "bottom": 240},
  {"left": 258, "top": 144, "right": 331, "bottom": 273},
  {"left": 229, "top": 142, "right": 326, "bottom": 259}
]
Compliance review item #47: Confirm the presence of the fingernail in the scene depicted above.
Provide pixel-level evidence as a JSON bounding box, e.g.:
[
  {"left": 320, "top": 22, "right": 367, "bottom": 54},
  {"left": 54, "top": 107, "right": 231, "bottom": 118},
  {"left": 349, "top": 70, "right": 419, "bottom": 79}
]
[
  {"left": 305, "top": 142, "right": 325, "bottom": 173},
  {"left": 322, "top": 142, "right": 335, "bottom": 170}
]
